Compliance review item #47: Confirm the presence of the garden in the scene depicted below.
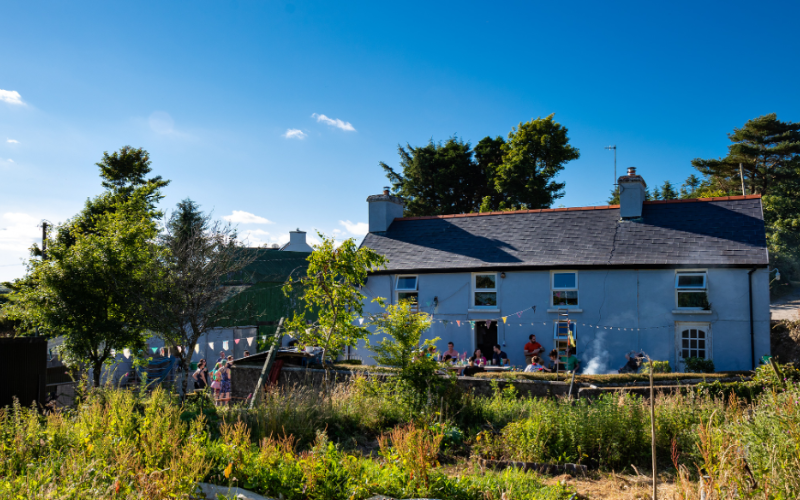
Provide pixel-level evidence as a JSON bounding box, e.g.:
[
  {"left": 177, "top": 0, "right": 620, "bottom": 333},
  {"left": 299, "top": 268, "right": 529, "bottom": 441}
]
[{"left": 1, "top": 359, "right": 799, "bottom": 500}]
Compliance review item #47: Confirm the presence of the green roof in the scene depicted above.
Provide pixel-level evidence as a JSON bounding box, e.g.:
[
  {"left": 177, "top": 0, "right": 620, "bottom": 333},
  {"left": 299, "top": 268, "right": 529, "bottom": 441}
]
[{"left": 214, "top": 249, "right": 313, "bottom": 329}]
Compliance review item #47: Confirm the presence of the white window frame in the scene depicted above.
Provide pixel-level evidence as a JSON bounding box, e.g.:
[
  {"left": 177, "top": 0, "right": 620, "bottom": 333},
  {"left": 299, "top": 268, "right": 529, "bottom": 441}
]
[
  {"left": 675, "top": 270, "right": 708, "bottom": 310},
  {"left": 471, "top": 272, "right": 498, "bottom": 309},
  {"left": 395, "top": 275, "right": 419, "bottom": 311},
  {"left": 674, "top": 322, "right": 712, "bottom": 371},
  {"left": 551, "top": 271, "right": 579, "bottom": 308}
]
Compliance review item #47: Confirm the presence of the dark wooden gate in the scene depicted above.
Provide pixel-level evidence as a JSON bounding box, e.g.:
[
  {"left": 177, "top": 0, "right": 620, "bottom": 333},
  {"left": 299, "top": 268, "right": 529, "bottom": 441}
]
[{"left": 0, "top": 337, "right": 47, "bottom": 408}]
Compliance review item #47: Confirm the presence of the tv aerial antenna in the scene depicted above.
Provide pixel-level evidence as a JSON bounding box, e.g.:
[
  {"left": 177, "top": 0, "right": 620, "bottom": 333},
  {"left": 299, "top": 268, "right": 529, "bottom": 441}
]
[{"left": 605, "top": 145, "right": 617, "bottom": 188}]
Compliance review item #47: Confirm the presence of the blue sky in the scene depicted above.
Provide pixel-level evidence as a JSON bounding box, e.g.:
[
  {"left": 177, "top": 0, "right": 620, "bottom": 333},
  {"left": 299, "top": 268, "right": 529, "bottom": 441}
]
[{"left": 1, "top": 0, "right": 799, "bottom": 281}]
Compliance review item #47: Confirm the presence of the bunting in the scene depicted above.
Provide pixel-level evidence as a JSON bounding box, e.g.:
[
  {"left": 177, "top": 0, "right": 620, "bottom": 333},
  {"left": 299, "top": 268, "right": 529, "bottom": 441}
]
[
  {"left": 209, "top": 342, "right": 214, "bottom": 350},
  {"left": 502, "top": 317, "right": 507, "bottom": 324},
  {"left": 246, "top": 337, "right": 253, "bottom": 346},
  {"left": 151, "top": 347, "right": 158, "bottom": 353},
  {"left": 195, "top": 344, "right": 200, "bottom": 353},
  {"left": 222, "top": 341, "right": 229, "bottom": 350},
  {"left": 234, "top": 339, "right": 240, "bottom": 344}
]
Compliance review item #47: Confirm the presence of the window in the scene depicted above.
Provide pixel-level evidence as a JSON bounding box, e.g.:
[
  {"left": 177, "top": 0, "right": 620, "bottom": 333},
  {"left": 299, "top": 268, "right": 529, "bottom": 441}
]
[
  {"left": 472, "top": 273, "right": 497, "bottom": 308},
  {"left": 395, "top": 275, "right": 418, "bottom": 311},
  {"left": 551, "top": 271, "right": 578, "bottom": 307},
  {"left": 676, "top": 271, "right": 709, "bottom": 309},
  {"left": 679, "top": 326, "right": 709, "bottom": 360}
]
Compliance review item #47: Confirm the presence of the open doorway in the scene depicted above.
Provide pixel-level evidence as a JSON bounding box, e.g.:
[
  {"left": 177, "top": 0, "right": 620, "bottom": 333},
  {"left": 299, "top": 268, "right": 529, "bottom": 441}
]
[{"left": 475, "top": 321, "right": 498, "bottom": 360}]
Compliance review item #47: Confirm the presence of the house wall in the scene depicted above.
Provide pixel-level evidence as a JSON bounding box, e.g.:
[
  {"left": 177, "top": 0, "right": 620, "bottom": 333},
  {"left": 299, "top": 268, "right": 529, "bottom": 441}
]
[{"left": 357, "top": 267, "right": 770, "bottom": 372}]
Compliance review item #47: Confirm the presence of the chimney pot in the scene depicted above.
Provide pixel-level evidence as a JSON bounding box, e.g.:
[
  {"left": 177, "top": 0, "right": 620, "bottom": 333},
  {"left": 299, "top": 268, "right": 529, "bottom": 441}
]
[
  {"left": 627, "top": 167, "right": 636, "bottom": 176},
  {"left": 383, "top": 186, "right": 390, "bottom": 195}
]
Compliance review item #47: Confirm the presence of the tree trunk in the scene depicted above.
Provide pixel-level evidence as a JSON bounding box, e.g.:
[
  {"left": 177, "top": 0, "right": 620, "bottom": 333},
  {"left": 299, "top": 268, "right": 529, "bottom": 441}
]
[{"left": 93, "top": 359, "right": 103, "bottom": 387}]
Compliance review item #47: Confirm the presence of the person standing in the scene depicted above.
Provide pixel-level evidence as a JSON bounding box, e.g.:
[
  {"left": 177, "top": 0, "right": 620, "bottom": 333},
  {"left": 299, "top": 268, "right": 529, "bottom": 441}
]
[
  {"left": 219, "top": 361, "right": 232, "bottom": 406},
  {"left": 193, "top": 359, "right": 208, "bottom": 390},
  {"left": 210, "top": 362, "right": 222, "bottom": 403},
  {"left": 524, "top": 334, "right": 544, "bottom": 365},
  {"left": 215, "top": 351, "right": 226, "bottom": 365},
  {"left": 564, "top": 347, "right": 580, "bottom": 373}
]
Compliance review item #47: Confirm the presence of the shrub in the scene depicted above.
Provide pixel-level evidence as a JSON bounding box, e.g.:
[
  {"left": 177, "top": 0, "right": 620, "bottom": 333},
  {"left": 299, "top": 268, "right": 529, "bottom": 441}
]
[
  {"left": 640, "top": 360, "right": 672, "bottom": 374},
  {"left": 684, "top": 357, "right": 715, "bottom": 373}
]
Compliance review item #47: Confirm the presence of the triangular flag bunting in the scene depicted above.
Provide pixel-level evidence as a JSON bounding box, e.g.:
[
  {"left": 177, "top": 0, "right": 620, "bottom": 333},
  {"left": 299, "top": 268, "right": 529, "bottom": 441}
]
[
  {"left": 246, "top": 337, "right": 253, "bottom": 346},
  {"left": 235, "top": 339, "right": 240, "bottom": 344},
  {"left": 222, "top": 341, "right": 229, "bottom": 350},
  {"left": 502, "top": 317, "right": 507, "bottom": 324},
  {"left": 151, "top": 347, "right": 157, "bottom": 353},
  {"left": 261, "top": 336, "right": 266, "bottom": 341},
  {"left": 209, "top": 342, "right": 214, "bottom": 350},
  {"left": 123, "top": 348, "right": 130, "bottom": 359},
  {"left": 456, "top": 320, "right": 461, "bottom": 327},
  {"left": 195, "top": 344, "right": 200, "bottom": 353},
  {"left": 486, "top": 320, "right": 492, "bottom": 328},
  {"left": 516, "top": 312, "right": 522, "bottom": 318},
  {"left": 358, "top": 318, "right": 364, "bottom": 325}
]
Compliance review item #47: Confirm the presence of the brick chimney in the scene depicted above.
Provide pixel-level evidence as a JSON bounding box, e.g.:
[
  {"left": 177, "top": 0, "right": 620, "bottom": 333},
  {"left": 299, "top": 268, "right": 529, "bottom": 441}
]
[
  {"left": 618, "top": 167, "right": 647, "bottom": 219},
  {"left": 367, "top": 187, "right": 404, "bottom": 233}
]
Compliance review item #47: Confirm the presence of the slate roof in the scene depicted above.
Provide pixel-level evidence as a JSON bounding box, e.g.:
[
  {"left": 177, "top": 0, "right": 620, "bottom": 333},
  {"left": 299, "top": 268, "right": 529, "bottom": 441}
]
[{"left": 361, "top": 195, "right": 769, "bottom": 273}]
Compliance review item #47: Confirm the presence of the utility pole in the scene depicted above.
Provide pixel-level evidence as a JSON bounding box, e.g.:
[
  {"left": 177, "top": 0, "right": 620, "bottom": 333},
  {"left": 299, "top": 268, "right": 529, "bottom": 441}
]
[
  {"left": 605, "top": 145, "right": 617, "bottom": 186},
  {"left": 41, "top": 221, "right": 48, "bottom": 260},
  {"left": 739, "top": 163, "right": 746, "bottom": 195}
]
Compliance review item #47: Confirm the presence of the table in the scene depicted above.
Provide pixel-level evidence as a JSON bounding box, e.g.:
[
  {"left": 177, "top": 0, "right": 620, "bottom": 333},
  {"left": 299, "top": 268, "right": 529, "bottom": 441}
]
[{"left": 482, "top": 365, "right": 512, "bottom": 372}]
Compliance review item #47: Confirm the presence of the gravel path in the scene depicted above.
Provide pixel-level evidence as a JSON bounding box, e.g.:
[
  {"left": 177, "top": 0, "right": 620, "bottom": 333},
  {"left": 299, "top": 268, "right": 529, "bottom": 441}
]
[{"left": 771, "top": 289, "right": 800, "bottom": 321}]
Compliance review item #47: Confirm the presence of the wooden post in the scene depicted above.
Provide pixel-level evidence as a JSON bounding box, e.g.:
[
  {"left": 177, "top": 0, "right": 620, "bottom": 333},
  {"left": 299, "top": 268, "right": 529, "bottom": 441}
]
[
  {"left": 568, "top": 369, "right": 577, "bottom": 400},
  {"left": 769, "top": 358, "right": 786, "bottom": 389},
  {"left": 649, "top": 358, "right": 657, "bottom": 499},
  {"left": 249, "top": 317, "right": 284, "bottom": 409}
]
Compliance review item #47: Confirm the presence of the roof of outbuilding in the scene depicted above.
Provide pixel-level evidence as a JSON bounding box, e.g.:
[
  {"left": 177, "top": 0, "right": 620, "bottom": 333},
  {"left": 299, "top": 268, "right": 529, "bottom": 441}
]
[{"left": 361, "top": 195, "right": 769, "bottom": 273}]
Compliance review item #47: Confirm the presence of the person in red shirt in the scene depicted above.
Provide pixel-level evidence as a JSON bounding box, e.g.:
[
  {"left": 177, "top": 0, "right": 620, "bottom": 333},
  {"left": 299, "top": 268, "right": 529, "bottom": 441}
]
[{"left": 523, "top": 334, "right": 544, "bottom": 365}]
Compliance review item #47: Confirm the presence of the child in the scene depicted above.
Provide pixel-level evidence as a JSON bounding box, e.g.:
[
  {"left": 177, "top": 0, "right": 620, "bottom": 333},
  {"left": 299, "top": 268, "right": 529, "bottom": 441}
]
[{"left": 210, "top": 362, "right": 223, "bottom": 403}]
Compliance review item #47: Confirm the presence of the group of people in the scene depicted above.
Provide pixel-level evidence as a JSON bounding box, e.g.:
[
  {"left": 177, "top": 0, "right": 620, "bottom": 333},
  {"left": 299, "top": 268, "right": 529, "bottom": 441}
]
[
  {"left": 436, "top": 334, "right": 581, "bottom": 375},
  {"left": 190, "top": 350, "right": 250, "bottom": 405}
]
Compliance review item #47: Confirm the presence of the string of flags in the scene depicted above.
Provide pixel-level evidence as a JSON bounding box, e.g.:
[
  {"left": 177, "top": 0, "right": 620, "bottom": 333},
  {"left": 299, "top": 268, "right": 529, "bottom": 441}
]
[{"left": 115, "top": 336, "right": 260, "bottom": 359}]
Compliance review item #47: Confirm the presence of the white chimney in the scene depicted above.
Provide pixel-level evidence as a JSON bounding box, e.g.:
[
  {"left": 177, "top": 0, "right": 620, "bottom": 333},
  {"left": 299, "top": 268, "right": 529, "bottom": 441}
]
[
  {"left": 281, "top": 229, "right": 313, "bottom": 252},
  {"left": 367, "top": 187, "right": 404, "bottom": 233},
  {"left": 618, "top": 167, "right": 647, "bottom": 219}
]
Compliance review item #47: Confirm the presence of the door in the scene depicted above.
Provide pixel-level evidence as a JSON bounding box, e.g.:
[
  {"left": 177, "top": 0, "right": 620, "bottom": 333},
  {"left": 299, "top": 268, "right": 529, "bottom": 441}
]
[
  {"left": 675, "top": 323, "right": 711, "bottom": 372},
  {"left": 475, "top": 321, "right": 498, "bottom": 361}
]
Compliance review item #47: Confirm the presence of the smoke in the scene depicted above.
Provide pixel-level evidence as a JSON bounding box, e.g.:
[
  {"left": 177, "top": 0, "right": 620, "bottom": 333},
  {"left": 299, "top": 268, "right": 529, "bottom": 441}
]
[{"left": 582, "top": 330, "right": 613, "bottom": 375}]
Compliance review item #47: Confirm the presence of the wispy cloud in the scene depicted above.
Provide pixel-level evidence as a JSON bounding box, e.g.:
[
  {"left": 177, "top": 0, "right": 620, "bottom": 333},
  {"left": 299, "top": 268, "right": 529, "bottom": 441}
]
[
  {"left": 339, "top": 220, "right": 369, "bottom": 235},
  {"left": 312, "top": 113, "right": 356, "bottom": 132},
  {"left": 7, "top": 139, "right": 19, "bottom": 144},
  {"left": 241, "top": 229, "right": 271, "bottom": 246},
  {"left": 282, "top": 128, "right": 307, "bottom": 140},
  {"left": 0, "top": 90, "right": 25, "bottom": 106},
  {"left": 222, "top": 210, "right": 274, "bottom": 225}
]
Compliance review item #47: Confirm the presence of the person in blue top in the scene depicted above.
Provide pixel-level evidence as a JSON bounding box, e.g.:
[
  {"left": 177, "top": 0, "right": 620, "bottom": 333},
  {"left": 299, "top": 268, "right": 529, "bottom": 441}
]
[{"left": 492, "top": 344, "right": 509, "bottom": 366}]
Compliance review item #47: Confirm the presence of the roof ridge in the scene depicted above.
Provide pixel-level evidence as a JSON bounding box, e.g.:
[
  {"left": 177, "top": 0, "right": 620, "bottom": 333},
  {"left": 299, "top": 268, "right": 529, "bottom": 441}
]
[{"left": 394, "top": 194, "right": 762, "bottom": 221}]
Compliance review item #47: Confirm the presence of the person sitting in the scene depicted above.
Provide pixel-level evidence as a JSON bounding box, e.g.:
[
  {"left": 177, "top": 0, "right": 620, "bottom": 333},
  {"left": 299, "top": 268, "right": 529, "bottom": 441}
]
[
  {"left": 524, "top": 355, "right": 550, "bottom": 372},
  {"left": 492, "top": 344, "right": 509, "bottom": 366},
  {"left": 473, "top": 349, "right": 487, "bottom": 367},
  {"left": 462, "top": 357, "right": 485, "bottom": 377},
  {"left": 442, "top": 342, "right": 459, "bottom": 360},
  {"left": 442, "top": 354, "right": 454, "bottom": 363},
  {"left": 564, "top": 347, "right": 580, "bottom": 373},
  {"left": 618, "top": 350, "right": 644, "bottom": 374},
  {"left": 523, "top": 334, "right": 544, "bottom": 365},
  {"left": 548, "top": 349, "right": 560, "bottom": 369}
]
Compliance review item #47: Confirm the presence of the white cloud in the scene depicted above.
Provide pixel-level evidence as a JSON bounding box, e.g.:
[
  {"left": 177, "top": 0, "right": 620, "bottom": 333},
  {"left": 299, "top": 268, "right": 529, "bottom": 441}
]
[
  {"left": 311, "top": 113, "right": 356, "bottom": 132},
  {"left": 282, "top": 128, "right": 307, "bottom": 140},
  {"left": 339, "top": 220, "right": 369, "bottom": 235},
  {"left": 7, "top": 139, "right": 19, "bottom": 144},
  {"left": 222, "top": 210, "right": 274, "bottom": 225},
  {"left": 0, "top": 89, "right": 24, "bottom": 105},
  {"left": 241, "top": 229, "right": 271, "bottom": 246}
]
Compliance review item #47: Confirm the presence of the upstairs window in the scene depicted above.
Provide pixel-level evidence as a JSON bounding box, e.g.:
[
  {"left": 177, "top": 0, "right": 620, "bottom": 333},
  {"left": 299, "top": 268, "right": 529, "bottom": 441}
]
[
  {"left": 395, "top": 275, "right": 418, "bottom": 311},
  {"left": 552, "top": 271, "right": 579, "bottom": 308},
  {"left": 473, "top": 273, "right": 497, "bottom": 308},
  {"left": 676, "top": 271, "right": 709, "bottom": 309}
]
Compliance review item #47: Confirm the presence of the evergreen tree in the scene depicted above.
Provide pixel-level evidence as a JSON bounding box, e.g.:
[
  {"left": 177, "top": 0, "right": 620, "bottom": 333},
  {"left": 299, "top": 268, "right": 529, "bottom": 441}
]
[
  {"left": 680, "top": 174, "right": 703, "bottom": 198},
  {"left": 660, "top": 180, "right": 678, "bottom": 200}
]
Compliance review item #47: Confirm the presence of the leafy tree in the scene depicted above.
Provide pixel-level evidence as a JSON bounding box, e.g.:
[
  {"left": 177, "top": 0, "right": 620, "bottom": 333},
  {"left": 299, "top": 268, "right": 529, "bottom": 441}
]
[
  {"left": 368, "top": 299, "right": 440, "bottom": 410},
  {"left": 283, "top": 233, "right": 386, "bottom": 370},
  {"left": 381, "top": 137, "right": 483, "bottom": 216},
  {"left": 140, "top": 200, "right": 256, "bottom": 397},
  {"left": 495, "top": 114, "right": 580, "bottom": 209},
  {"left": 5, "top": 193, "right": 160, "bottom": 386},
  {"left": 473, "top": 136, "right": 507, "bottom": 211},
  {"left": 368, "top": 300, "right": 434, "bottom": 371}
]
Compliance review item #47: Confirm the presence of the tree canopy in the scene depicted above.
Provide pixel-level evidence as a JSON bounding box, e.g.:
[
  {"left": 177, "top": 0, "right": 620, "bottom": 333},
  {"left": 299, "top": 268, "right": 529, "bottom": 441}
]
[{"left": 380, "top": 115, "right": 579, "bottom": 216}]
